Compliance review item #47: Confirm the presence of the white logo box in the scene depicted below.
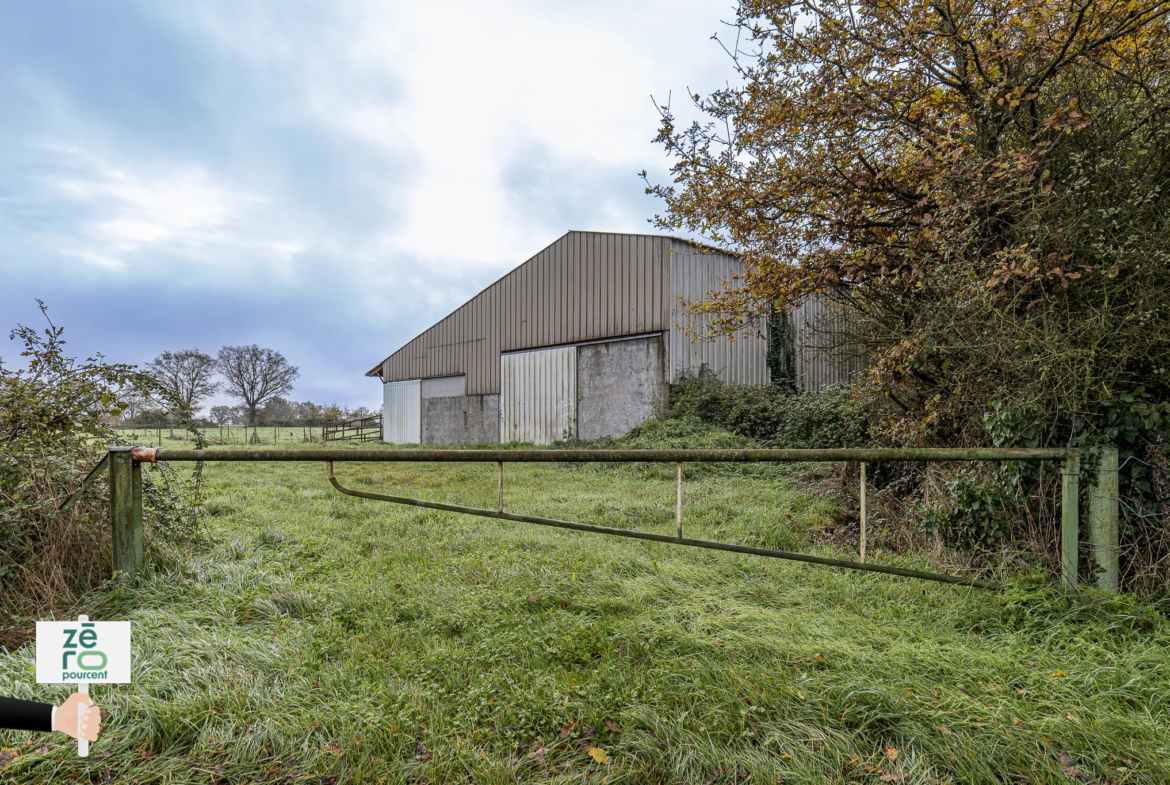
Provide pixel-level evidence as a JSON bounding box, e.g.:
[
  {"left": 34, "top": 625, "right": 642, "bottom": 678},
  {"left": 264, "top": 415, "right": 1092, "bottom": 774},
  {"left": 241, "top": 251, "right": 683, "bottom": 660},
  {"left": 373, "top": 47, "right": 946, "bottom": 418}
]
[{"left": 35, "top": 621, "right": 132, "bottom": 684}]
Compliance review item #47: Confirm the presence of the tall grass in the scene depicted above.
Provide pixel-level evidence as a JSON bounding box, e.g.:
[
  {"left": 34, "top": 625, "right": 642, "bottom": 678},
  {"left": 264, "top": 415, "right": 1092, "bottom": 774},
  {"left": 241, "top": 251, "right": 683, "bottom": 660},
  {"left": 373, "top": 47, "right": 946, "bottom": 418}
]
[{"left": 1, "top": 436, "right": 1166, "bottom": 783}]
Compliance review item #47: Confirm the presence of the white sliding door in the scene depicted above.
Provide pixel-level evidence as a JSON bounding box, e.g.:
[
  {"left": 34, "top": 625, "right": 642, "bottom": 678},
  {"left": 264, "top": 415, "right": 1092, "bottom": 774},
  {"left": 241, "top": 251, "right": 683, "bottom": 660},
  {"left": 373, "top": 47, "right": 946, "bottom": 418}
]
[
  {"left": 383, "top": 379, "right": 421, "bottom": 444},
  {"left": 500, "top": 347, "right": 576, "bottom": 445}
]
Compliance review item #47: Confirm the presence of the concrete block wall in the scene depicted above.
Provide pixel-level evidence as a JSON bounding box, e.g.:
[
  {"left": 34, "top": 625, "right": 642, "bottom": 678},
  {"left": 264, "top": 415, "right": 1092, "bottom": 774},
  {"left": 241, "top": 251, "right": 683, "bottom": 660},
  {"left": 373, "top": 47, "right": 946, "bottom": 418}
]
[
  {"left": 418, "top": 373, "right": 500, "bottom": 443},
  {"left": 407, "top": 335, "right": 669, "bottom": 445},
  {"left": 421, "top": 375, "right": 467, "bottom": 399},
  {"left": 421, "top": 394, "right": 500, "bottom": 444},
  {"left": 576, "top": 335, "right": 668, "bottom": 440}
]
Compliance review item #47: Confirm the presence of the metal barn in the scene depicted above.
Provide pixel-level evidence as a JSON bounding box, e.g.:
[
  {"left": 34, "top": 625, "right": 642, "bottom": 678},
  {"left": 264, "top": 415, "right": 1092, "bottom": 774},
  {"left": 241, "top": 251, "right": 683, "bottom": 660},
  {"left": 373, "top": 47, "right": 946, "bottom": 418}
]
[{"left": 366, "top": 231, "right": 854, "bottom": 445}]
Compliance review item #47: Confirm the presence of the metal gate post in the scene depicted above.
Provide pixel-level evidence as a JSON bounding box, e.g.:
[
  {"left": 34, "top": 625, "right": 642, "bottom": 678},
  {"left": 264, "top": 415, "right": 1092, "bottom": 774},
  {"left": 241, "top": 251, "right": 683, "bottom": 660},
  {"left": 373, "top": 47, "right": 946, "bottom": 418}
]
[
  {"left": 1087, "top": 447, "right": 1119, "bottom": 592},
  {"left": 108, "top": 447, "right": 144, "bottom": 576},
  {"left": 1061, "top": 452, "right": 1079, "bottom": 594}
]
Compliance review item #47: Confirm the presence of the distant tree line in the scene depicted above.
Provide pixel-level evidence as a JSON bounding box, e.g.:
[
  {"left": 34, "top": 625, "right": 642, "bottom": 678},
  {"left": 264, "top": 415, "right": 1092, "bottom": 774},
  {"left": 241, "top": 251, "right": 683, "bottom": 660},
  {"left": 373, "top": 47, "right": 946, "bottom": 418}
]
[
  {"left": 115, "top": 345, "right": 374, "bottom": 429},
  {"left": 204, "top": 399, "right": 374, "bottom": 427}
]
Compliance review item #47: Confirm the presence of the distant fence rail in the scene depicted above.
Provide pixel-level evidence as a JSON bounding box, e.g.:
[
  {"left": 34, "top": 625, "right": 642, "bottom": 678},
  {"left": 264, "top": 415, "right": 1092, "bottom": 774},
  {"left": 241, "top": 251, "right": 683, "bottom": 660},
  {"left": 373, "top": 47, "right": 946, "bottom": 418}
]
[{"left": 322, "top": 414, "right": 382, "bottom": 443}]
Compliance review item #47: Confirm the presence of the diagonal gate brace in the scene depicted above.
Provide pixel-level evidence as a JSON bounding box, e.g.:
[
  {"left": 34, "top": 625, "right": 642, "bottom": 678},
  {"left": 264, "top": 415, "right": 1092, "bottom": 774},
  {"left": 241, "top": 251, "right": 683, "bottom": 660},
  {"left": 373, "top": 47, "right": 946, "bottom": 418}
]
[{"left": 325, "top": 461, "right": 997, "bottom": 590}]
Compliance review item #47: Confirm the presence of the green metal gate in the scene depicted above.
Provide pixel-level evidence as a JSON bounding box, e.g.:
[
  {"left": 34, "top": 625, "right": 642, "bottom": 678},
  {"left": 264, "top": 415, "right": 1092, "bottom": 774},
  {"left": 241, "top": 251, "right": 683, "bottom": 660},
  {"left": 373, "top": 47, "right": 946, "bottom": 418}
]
[{"left": 64, "top": 445, "right": 1121, "bottom": 593}]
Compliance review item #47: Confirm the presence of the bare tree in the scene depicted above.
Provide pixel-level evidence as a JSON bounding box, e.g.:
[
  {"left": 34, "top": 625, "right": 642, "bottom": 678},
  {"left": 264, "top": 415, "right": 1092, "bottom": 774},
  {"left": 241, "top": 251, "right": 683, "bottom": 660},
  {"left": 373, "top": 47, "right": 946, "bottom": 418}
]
[
  {"left": 118, "top": 388, "right": 148, "bottom": 422},
  {"left": 216, "top": 345, "right": 299, "bottom": 426},
  {"left": 145, "top": 349, "right": 219, "bottom": 419}
]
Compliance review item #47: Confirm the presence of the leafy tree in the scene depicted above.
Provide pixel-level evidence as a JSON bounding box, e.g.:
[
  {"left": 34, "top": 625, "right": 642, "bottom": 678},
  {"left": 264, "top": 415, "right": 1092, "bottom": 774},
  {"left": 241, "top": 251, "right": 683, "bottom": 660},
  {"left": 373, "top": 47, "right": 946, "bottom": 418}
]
[
  {"left": 648, "top": 0, "right": 1170, "bottom": 446},
  {"left": 257, "top": 396, "right": 296, "bottom": 425},
  {"left": 145, "top": 349, "right": 219, "bottom": 420},
  {"left": 293, "top": 400, "right": 324, "bottom": 423},
  {"left": 216, "top": 345, "right": 299, "bottom": 426},
  {"left": 209, "top": 405, "right": 237, "bottom": 426}
]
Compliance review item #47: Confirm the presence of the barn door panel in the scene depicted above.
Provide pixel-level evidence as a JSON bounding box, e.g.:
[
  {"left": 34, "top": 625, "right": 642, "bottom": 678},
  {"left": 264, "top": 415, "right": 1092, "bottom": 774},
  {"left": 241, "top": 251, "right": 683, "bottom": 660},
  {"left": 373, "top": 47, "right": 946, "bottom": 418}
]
[
  {"left": 383, "top": 379, "right": 421, "bottom": 444},
  {"left": 500, "top": 347, "right": 576, "bottom": 445}
]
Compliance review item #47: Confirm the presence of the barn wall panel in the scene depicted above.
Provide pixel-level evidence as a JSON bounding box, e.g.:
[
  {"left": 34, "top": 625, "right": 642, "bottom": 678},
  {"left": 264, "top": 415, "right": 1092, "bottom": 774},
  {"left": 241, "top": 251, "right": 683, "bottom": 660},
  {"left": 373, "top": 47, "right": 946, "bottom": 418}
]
[
  {"left": 500, "top": 346, "right": 576, "bottom": 445},
  {"left": 791, "top": 294, "right": 865, "bottom": 392},
  {"left": 668, "top": 251, "right": 769, "bottom": 385},
  {"left": 377, "top": 232, "right": 723, "bottom": 396},
  {"left": 383, "top": 379, "right": 421, "bottom": 444}
]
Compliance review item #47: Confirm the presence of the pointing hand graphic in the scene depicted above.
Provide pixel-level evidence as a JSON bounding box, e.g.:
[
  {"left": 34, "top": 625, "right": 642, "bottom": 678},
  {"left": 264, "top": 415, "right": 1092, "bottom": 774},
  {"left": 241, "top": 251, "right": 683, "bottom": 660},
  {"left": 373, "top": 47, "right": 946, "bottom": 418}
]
[{"left": 53, "top": 693, "right": 101, "bottom": 742}]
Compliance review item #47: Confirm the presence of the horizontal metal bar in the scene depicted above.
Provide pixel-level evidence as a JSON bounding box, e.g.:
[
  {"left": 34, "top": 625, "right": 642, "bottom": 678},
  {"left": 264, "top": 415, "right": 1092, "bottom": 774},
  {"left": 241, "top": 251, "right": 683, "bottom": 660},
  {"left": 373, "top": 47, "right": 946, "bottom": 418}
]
[
  {"left": 150, "top": 447, "right": 1070, "bottom": 463},
  {"left": 325, "top": 464, "right": 998, "bottom": 589}
]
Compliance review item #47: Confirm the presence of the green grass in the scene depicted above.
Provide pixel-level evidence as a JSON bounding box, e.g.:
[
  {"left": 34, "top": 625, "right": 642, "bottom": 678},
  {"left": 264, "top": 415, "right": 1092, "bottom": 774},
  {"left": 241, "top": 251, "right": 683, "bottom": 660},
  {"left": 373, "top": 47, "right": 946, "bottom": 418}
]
[{"left": 2, "top": 434, "right": 1168, "bottom": 783}]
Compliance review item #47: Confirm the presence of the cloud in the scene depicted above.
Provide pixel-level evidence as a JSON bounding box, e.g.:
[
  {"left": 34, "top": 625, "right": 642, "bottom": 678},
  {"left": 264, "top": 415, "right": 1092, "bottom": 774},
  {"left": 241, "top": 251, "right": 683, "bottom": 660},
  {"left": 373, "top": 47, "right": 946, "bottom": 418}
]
[
  {"left": 41, "top": 144, "right": 302, "bottom": 273},
  {"left": 0, "top": 0, "right": 739, "bottom": 410},
  {"left": 502, "top": 142, "right": 657, "bottom": 235}
]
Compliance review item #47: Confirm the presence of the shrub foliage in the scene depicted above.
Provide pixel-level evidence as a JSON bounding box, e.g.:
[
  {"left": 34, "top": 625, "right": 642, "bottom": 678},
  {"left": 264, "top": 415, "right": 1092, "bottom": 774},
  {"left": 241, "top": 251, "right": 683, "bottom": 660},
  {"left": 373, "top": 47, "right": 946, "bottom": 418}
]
[
  {"left": 649, "top": 0, "right": 1170, "bottom": 593},
  {"left": 669, "top": 366, "right": 874, "bottom": 448},
  {"left": 0, "top": 305, "right": 195, "bottom": 644}
]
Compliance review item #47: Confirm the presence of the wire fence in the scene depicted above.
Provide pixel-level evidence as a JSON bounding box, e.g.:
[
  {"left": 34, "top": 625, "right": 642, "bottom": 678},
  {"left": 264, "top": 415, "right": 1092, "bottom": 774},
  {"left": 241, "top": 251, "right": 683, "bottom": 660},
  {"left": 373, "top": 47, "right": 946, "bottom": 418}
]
[{"left": 113, "top": 424, "right": 329, "bottom": 446}]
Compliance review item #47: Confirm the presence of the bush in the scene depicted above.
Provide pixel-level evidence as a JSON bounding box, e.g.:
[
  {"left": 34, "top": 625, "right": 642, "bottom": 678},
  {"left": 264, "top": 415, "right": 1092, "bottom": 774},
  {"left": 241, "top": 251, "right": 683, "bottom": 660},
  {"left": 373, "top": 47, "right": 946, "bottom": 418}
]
[
  {"left": 668, "top": 366, "right": 876, "bottom": 448},
  {"left": 0, "top": 305, "right": 196, "bottom": 646},
  {"left": 588, "top": 415, "right": 757, "bottom": 451}
]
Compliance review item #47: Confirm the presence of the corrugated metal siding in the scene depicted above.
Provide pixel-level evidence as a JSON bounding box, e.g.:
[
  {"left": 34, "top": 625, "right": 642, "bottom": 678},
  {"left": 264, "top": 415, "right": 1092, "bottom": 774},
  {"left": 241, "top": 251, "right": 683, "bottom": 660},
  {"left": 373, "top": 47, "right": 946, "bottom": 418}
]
[
  {"left": 667, "top": 250, "right": 770, "bottom": 385},
  {"left": 377, "top": 231, "right": 675, "bottom": 395},
  {"left": 383, "top": 379, "right": 421, "bottom": 444},
  {"left": 500, "top": 346, "right": 576, "bottom": 445},
  {"left": 792, "top": 294, "right": 864, "bottom": 392}
]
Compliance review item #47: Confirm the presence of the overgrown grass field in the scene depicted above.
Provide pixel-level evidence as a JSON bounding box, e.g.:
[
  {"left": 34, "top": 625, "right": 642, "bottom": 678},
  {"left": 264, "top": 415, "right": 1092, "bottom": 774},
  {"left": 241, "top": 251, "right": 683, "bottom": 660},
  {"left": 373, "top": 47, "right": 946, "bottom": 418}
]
[{"left": 2, "top": 431, "right": 1168, "bottom": 783}]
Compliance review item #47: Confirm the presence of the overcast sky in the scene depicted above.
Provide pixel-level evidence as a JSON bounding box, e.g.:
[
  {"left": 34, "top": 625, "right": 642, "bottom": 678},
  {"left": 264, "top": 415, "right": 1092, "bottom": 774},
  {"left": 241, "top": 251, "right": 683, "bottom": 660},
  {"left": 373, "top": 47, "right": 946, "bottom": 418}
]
[{"left": 0, "top": 1, "right": 738, "bottom": 412}]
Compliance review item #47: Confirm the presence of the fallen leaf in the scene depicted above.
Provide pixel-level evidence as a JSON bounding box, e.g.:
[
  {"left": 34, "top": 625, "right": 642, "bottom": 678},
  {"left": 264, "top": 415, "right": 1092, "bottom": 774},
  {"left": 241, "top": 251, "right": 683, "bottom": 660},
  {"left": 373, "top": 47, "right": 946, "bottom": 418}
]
[
  {"left": 780, "top": 754, "right": 793, "bottom": 760},
  {"left": 879, "top": 772, "right": 906, "bottom": 783},
  {"left": 884, "top": 747, "right": 898, "bottom": 762},
  {"left": 604, "top": 720, "right": 618, "bottom": 733},
  {"left": 1058, "top": 753, "right": 1084, "bottom": 780},
  {"left": 587, "top": 747, "right": 610, "bottom": 765},
  {"left": 527, "top": 595, "right": 540, "bottom": 603}
]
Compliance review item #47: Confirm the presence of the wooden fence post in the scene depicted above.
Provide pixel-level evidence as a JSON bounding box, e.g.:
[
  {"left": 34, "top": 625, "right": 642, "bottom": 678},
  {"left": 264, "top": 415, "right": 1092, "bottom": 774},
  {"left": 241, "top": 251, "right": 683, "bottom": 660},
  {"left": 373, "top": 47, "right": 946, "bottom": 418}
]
[
  {"left": 108, "top": 447, "right": 143, "bottom": 576},
  {"left": 1087, "top": 447, "right": 1119, "bottom": 592},
  {"left": 1061, "top": 452, "right": 1080, "bottom": 594}
]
